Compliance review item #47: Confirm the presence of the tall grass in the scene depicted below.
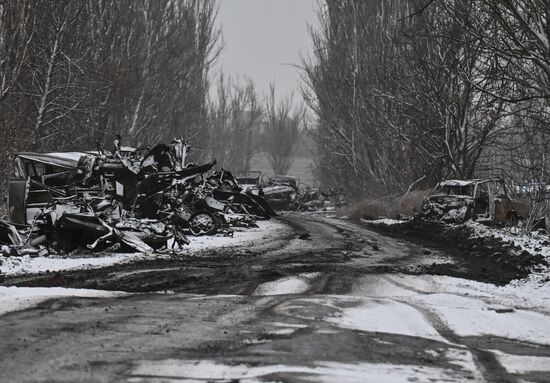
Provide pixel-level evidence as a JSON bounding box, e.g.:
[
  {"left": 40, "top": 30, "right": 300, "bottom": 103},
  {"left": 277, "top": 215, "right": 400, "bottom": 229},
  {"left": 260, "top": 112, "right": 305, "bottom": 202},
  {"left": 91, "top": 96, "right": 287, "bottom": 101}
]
[{"left": 340, "top": 190, "right": 430, "bottom": 220}]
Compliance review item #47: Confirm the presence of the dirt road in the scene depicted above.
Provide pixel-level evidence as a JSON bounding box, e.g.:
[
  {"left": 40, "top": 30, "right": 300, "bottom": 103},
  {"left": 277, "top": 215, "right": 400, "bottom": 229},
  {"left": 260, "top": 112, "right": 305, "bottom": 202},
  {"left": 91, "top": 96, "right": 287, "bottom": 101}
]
[{"left": 1, "top": 213, "right": 549, "bottom": 382}]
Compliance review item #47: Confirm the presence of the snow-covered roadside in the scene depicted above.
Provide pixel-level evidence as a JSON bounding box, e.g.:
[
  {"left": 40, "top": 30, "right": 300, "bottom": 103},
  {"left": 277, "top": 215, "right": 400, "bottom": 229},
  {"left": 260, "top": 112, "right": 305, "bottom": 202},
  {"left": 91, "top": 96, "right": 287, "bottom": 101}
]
[
  {"left": 361, "top": 218, "right": 407, "bottom": 226},
  {"left": 466, "top": 221, "right": 550, "bottom": 260},
  {"left": 0, "top": 219, "right": 288, "bottom": 277},
  {"left": 128, "top": 358, "right": 479, "bottom": 383},
  {"left": 351, "top": 274, "right": 550, "bottom": 344},
  {"left": 271, "top": 273, "right": 550, "bottom": 379},
  {"left": 0, "top": 286, "right": 126, "bottom": 316},
  {"left": 465, "top": 221, "right": 550, "bottom": 290}
]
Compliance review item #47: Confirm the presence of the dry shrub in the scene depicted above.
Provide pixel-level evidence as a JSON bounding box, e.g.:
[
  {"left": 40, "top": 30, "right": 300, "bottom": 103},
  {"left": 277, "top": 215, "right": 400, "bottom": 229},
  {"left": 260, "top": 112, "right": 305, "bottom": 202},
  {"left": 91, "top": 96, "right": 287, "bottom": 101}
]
[{"left": 341, "top": 189, "right": 430, "bottom": 220}]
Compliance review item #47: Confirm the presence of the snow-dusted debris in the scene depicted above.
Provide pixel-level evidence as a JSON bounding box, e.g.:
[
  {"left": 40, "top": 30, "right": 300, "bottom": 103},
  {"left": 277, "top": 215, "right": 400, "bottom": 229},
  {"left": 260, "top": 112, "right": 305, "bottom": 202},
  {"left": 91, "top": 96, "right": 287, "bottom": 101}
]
[
  {"left": 465, "top": 221, "right": 550, "bottom": 289},
  {"left": 0, "top": 220, "right": 288, "bottom": 277}
]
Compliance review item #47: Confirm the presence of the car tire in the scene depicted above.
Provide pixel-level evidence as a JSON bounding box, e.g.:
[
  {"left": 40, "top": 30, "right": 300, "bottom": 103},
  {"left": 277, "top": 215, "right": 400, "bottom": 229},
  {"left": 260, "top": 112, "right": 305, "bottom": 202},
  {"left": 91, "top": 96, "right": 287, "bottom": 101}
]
[{"left": 188, "top": 211, "right": 218, "bottom": 236}]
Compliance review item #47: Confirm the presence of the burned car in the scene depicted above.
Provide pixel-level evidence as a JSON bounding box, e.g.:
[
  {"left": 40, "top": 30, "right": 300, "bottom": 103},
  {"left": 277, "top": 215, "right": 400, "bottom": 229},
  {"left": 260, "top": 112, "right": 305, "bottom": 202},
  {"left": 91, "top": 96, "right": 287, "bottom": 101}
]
[
  {"left": 263, "top": 176, "right": 299, "bottom": 210},
  {"left": 420, "top": 178, "right": 528, "bottom": 224},
  {"left": 235, "top": 170, "right": 266, "bottom": 196}
]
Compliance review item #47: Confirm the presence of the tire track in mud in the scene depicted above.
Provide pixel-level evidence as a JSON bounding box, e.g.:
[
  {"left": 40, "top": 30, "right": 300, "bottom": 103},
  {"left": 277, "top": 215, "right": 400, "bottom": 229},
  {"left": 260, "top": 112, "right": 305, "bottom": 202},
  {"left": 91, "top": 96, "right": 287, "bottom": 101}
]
[
  {"left": 1, "top": 214, "right": 402, "bottom": 294},
  {"left": 369, "top": 275, "right": 547, "bottom": 383},
  {"left": 2, "top": 213, "right": 548, "bottom": 382},
  {"left": 406, "top": 301, "right": 517, "bottom": 383}
]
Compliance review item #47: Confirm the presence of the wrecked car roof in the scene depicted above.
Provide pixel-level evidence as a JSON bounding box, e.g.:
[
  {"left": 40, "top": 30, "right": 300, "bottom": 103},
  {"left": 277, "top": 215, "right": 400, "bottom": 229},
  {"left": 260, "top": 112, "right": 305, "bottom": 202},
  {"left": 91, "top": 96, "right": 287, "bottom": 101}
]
[
  {"left": 16, "top": 152, "right": 87, "bottom": 169},
  {"left": 437, "top": 178, "right": 503, "bottom": 188},
  {"left": 438, "top": 179, "right": 484, "bottom": 187}
]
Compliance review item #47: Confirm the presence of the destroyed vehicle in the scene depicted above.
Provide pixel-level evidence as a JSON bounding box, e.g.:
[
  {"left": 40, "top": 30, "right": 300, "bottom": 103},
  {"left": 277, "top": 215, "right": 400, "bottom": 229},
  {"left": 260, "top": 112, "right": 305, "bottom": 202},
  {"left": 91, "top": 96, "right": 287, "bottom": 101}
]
[
  {"left": 208, "top": 170, "right": 276, "bottom": 218},
  {"left": 420, "top": 178, "right": 528, "bottom": 224},
  {"left": 8, "top": 151, "right": 93, "bottom": 225},
  {"left": 263, "top": 176, "right": 299, "bottom": 210},
  {"left": 235, "top": 170, "right": 266, "bottom": 196}
]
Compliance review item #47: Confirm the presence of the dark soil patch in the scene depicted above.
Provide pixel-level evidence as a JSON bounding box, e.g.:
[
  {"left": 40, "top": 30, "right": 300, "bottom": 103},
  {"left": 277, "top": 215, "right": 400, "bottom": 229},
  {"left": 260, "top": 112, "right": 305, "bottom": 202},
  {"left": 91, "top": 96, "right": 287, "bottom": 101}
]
[
  {"left": 0, "top": 248, "right": 361, "bottom": 294},
  {"left": 362, "top": 219, "right": 548, "bottom": 285}
]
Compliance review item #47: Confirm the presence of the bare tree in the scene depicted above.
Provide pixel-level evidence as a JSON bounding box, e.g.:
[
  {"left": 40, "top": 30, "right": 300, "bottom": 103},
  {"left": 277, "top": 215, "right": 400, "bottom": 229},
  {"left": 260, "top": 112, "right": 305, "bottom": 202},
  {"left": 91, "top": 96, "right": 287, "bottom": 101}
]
[
  {"left": 207, "top": 73, "right": 262, "bottom": 170},
  {"left": 0, "top": 0, "right": 222, "bottom": 199},
  {"left": 0, "top": 0, "right": 34, "bottom": 195},
  {"left": 262, "top": 85, "right": 305, "bottom": 175}
]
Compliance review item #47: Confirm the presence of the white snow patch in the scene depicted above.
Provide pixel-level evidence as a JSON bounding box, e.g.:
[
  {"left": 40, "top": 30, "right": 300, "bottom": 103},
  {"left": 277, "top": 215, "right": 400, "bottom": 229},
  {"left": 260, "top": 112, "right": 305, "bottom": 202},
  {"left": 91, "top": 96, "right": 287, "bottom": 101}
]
[
  {"left": 0, "top": 286, "right": 126, "bottom": 316},
  {"left": 267, "top": 322, "right": 308, "bottom": 329},
  {"left": 353, "top": 274, "right": 550, "bottom": 345},
  {"left": 444, "top": 348, "right": 484, "bottom": 381},
  {"left": 428, "top": 299, "right": 550, "bottom": 345},
  {"left": 0, "top": 220, "right": 288, "bottom": 276},
  {"left": 128, "top": 359, "right": 475, "bottom": 383},
  {"left": 0, "top": 253, "right": 144, "bottom": 277},
  {"left": 362, "top": 218, "right": 406, "bottom": 226},
  {"left": 183, "top": 219, "right": 288, "bottom": 252},
  {"left": 253, "top": 273, "right": 320, "bottom": 296},
  {"left": 491, "top": 350, "right": 550, "bottom": 374},
  {"left": 267, "top": 328, "right": 298, "bottom": 336},
  {"left": 465, "top": 221, "right": 550, "bottom": 291},
  {"left": 325, "top": 298, "right": 449, "bottom": 344}
]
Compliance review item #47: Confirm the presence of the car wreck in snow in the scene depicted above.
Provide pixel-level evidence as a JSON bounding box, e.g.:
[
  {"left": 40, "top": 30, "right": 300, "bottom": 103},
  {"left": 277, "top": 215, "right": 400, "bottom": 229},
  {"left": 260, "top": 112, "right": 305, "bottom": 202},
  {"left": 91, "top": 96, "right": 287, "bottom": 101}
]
[
  {"left": 1, "top": 140, "right": 275, "bottom": 257},
  {"left": 235, "top": 171, "right": 266, "bottom": 196},
  {"left": 420, "top": 178, "right": 528, "bottom": 224},
  {"left": 262, "top": 175, "right": 343, "bottom": 212}
]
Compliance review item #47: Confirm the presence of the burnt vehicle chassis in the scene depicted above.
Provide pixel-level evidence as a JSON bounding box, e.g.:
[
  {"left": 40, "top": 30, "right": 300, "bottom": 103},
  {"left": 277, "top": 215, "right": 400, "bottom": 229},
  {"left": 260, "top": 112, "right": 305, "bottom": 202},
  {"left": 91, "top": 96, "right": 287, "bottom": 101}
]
[{"left": 420, "top": 178, "right": 528, "bottom": 224}]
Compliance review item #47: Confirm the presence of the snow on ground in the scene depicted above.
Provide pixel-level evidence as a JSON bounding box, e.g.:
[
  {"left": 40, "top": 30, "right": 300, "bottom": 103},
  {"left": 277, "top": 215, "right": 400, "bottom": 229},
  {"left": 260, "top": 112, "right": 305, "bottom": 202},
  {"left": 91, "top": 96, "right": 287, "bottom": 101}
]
[
  {"left": 128, "top": 359, "right": 476, "bottom": 383},
  {"left": 491, "top": 350, "right": 550, "bottom": 374},
  {"left": 352, "top": 274, "right": 550, "bottom": 345},
  {"left": 466, "top": 221, "right": 550, "bottom": 260},
  {"left": 183, "top": 219, "right": 288, "bottom": 252},
  {"left": 0, "top": 254, "right": 146, "bottom": 278},
  {"left": 324, "top": 297, "right": 449, "bottom": 344},
  {"left": 465, "top": 221, "right": 550, "bottom": 292},
  {"left": 0, "top": 219, "right": 288, "bottom": 277},
  {"left": 361, "top": 218, "right": 407, "bottom": 226},
  {"left": 0, "top": 286, "right": 126, "bottom": 316},
  {"left": 272, "top": 273, "right": 550, "bottom": 351},
  {"left": 253, "top": 273, "right": 320, "bottom": 296}
]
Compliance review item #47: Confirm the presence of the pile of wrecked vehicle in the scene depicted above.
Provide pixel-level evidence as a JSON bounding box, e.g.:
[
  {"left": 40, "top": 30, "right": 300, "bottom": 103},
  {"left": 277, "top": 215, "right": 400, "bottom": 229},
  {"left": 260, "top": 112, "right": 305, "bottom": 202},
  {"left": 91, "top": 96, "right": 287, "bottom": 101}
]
[
  {"left": 235, "top": 171, "right": 344, "bottom": 212},
  {"left": 1, "top": 139, "right": 276, "bottom": 257}
]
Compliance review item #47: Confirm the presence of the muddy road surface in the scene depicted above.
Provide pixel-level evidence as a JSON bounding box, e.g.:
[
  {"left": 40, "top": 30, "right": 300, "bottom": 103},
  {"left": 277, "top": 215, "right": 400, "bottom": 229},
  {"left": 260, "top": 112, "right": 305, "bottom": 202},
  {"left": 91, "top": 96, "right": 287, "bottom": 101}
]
[{"left": 1, "top": 213, "right": 549, "bottom": 382}]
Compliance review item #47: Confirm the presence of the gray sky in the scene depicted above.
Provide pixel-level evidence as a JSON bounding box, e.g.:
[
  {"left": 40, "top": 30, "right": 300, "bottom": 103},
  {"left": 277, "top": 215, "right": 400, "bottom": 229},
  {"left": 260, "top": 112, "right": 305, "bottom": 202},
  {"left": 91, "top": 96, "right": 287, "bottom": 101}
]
[{"left": 214, "top": 0, "right": 317, "bottom": 101}]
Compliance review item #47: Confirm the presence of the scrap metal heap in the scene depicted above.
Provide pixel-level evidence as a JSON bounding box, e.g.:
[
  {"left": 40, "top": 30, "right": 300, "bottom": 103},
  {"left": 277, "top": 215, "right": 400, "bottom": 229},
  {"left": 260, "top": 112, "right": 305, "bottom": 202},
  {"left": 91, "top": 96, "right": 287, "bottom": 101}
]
[
  {"left": 234, "top": 172, "right": 345, "bottom": 212},
  {"left": 262, "top": 176, "right": 345, "bottom": 212},
  {"left": 1, "top": 138, "right": 276, "bottom": 256}
]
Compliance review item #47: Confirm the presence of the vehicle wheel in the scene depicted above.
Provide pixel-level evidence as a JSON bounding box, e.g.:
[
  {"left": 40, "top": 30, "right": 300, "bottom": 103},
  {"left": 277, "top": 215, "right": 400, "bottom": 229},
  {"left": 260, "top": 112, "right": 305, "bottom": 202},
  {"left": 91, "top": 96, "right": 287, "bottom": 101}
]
[{"left": 189, "top": 211, "right": 218, "bottom": 236}]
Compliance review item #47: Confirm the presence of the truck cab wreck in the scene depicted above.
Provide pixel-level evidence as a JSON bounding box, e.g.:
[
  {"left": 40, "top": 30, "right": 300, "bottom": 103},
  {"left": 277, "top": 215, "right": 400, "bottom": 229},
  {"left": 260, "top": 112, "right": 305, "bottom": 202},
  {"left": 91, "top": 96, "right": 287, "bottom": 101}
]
[{"left": 420, "top": 178, "right": 527, "bottom": 224}]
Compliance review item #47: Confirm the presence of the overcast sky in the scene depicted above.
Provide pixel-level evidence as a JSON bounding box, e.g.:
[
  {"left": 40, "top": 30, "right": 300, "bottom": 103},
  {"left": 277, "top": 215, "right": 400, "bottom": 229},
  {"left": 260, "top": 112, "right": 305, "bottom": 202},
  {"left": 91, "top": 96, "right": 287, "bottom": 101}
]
[{"left": 214, "top": 0, "right": 317, "bottom": 101}]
